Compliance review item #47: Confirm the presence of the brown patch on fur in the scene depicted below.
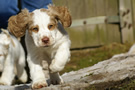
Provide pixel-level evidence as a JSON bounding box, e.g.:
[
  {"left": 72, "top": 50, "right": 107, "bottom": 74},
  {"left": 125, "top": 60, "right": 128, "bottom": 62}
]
[
  {"left": 48, "top": 24, "right": 56, "bottom": 31},
  {"left": 6, "top": 34, "right": 15, "bottom": 47},
  {"left": 27, "top": 13, "right": 34, "bottom": 35},
  {"left": 48, "top": 18, "right": 57, "bottom": 30},
  {"left": 8, "top": 9, "right": 31, "bottom": 38},
  {"left": 1, "top": 29, "right": 15, "bottom": 47},
  {"left": 42, "top": 5, "right": 72, "bottom": 27},
  {"left": 8, "top": 6, "right": 71, "bottom": 38},
  {"left": 29, "top": 25, "right": 39, "bottom": 34},
  {"left": 40, "top": 8, "right": 58, "bottom": 30},
  {"left": 10, "top": 38, "right": 15, "bottom": 47},
  {"left": 48, "top": 5, "right": 72, "bottom": 27},
  {"left": 40, "top": 8, "right": 48, "bottom": 12}
]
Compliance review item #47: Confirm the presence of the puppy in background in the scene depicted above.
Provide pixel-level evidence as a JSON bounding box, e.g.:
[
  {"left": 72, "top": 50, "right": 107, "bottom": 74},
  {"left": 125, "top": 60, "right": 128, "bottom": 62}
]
[
  {"left": 112, "top": 43, "right": 135, "bottom": 58},
  {"left": 0, "top": 29, "right": 27, "bottom": 85}
]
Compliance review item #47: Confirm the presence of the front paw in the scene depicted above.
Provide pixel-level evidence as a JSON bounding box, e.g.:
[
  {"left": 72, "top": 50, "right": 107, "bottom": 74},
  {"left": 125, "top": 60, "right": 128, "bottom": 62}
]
[
  {"left": 50, "top": 75, "right": 64, "bottom": 85},
  {"left": 0, "top": 78, "right": 11, "bottom": 85},
  {"left": 49, "top": 62, "right": 64, "bottom": 73},
  {"left": 18, "top": 70, "right": 28, "bottom": 83},
  {"left": 32, "top": 79, "right": 48, "bottom": 89}
]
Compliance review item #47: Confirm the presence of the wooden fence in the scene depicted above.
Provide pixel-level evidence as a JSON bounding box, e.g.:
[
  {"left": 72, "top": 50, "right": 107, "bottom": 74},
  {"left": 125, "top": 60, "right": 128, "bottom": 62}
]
[{"left": 52, "top": 0, "right": 135, "bottom": 49}]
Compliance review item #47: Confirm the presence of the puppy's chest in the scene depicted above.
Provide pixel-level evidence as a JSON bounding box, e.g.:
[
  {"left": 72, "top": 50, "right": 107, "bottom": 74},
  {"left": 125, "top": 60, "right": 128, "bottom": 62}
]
[{"left": 42, "top": 48, "right": 57, "bottom": 59}]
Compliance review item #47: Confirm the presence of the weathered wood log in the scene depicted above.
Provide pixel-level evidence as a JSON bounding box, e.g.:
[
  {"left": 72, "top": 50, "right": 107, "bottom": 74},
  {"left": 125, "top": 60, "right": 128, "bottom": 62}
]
[{"left": 0, "top": 53, "right": 135, "bottom": 90}]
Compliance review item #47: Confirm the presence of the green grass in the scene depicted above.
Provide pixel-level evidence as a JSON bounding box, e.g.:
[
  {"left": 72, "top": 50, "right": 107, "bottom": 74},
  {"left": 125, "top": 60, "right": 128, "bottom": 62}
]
[{"left": 60, "top": 42, "right": 133, "bottom": 74}]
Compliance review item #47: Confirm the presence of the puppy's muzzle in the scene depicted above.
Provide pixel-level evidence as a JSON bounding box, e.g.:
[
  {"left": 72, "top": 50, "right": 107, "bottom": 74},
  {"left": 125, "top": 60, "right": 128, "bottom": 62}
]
[{"left": 42, "top": 37, "right": 49, "bottom": 44}]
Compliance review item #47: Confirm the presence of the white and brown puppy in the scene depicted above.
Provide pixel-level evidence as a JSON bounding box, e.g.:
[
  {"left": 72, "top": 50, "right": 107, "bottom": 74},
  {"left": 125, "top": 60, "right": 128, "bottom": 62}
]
[
  {"left": 8, "top": 5, "right": 72, "bottom": 89},
  {"left": 0, "top": 29, "right": 27, "bottom": 85}
]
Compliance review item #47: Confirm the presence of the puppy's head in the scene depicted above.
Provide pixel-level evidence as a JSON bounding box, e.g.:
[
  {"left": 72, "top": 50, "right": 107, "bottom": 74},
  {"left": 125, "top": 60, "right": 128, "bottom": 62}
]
[{"left": 8, "top": 5, "right": 72, "bottom": 47}]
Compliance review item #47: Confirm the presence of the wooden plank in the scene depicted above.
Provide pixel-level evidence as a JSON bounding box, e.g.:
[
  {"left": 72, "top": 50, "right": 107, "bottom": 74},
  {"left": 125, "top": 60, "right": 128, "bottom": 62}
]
[
  {"left": 106, "top": 24, "right": 121, "bottom": 43},
  {"left": 119, "top": 0, "right": 134, "bottom": 43},
  {"left": 95, "top": 0, "right": 106, "bottom": 16},
  {"left": 94, "top": 0, "right": 110, "bottom": 45},
  {"left": 106, "top": 16, "right": 120, "bottom": 24},
  {"left": 105, "top": 0, "right": 121, "bottom": 43},
  {"left": 97, "top": 24, "right": 108, "bottom": 44},
  {"left": 67, "top": 25, "right": 102, "bottom": 48},
  {"left": 53, "top": 0, "right": 97, "bottom": 19},
  {"left": 105, "top": 0, "right": 119, "bottom": 16},
  {"left": 71, "top": 16, "right": 106, "bottom": 27},
  {"left": 131, "top": 0, "right": 135, "bottom": 40},
  {"left": 71, "top": 16, "right": 119, "bottom": 27}
]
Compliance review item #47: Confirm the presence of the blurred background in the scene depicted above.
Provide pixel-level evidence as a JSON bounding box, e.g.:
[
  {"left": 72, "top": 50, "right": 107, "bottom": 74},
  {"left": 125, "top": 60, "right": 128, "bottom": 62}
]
[{"left": 51, "top": 0, "right": 135, "bottom": 74}]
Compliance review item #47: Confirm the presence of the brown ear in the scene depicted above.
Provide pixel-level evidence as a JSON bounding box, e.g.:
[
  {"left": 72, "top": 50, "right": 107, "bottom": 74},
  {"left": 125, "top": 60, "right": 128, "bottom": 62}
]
[
  {"left": 48, "top": 5, "right": 72, "bottom": 27},
  {"left": 8, "top": 9, "right": 30, "bottom": 38}
]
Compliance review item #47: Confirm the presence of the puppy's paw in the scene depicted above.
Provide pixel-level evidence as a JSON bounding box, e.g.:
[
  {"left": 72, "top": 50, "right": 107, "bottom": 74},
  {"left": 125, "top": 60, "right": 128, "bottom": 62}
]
[
  {"left": 32, "top": 80, "right": 48, "bottom": 89},
  {"left": 50, "top": 76, "right": 64, "bottom": 85},
  {"left": 18, "top": 70, "right": 28, "bottom": 83},
  {"left": 0, "top": 79, "right": 11, "bottom": 85},
  {"left": 49, "top": 60, "right": 64, "bottom": 73}
]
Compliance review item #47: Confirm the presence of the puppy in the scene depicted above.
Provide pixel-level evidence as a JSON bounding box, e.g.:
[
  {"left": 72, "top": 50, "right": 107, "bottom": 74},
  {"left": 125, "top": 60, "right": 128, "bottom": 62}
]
[
  {"left": 0, "top": 29, "right": 27, "bottom": 85},
  {"left": 8, "top": 5, "right": 72, "bottom": 89}
]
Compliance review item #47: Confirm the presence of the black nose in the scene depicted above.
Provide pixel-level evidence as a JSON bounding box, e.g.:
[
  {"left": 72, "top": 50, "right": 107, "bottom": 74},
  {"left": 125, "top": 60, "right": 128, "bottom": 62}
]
[{"left": 42, "top": 37, "right": 49, "bottom": 44}]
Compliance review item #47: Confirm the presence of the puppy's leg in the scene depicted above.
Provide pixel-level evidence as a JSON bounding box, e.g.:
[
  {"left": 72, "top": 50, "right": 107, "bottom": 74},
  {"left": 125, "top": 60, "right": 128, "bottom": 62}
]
[
  {"left": 50, "top": 41, "right": 70, "bottom": 73},
  {"left": 27, "top": 55, "right": 47, "bottom": 89},
  {"left": 49, "top": 72, "right": 63, "bottom": 85},
  {"left": 42, "top": 60, "right": 50, "bottom": 80},
  {"left": 0, "top": 57, "right": 4, "bottom": 72},
  {"left": 0, "top": 55, "right": 15, "bottom": 85},
  {"left": 16, "top": 55, "right": 27, "bottom": 83}
]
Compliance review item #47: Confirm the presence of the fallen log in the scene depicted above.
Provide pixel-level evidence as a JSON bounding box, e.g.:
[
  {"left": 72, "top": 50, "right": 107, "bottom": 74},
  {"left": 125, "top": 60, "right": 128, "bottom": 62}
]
[{"left": 0, "top": 53, "right": 135, "bottom": 90}]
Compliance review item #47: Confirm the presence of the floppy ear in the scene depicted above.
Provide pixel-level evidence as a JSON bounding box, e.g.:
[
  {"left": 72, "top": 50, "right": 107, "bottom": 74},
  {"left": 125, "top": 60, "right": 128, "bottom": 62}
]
[
  {"left": 1, "top": 28, "right": 15, "bottom": 47},
  {"left": 48, "top": 5, "right": 72, "bottom": 27},
  {"left": 1, "top": 28, "right": 10, "bottom": 38},
  {"left": 8, "top": 9, "right": 30, "bottom": 38}
]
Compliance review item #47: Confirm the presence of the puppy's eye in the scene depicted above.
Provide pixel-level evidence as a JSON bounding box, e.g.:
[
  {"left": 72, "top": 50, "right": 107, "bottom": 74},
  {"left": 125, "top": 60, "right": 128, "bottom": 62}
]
[
  {"left": 33, "top": 27, "right": 38, "bottom": 31},
  {"left": 48, "top": 24, "right": 55, "bottom": 30}
]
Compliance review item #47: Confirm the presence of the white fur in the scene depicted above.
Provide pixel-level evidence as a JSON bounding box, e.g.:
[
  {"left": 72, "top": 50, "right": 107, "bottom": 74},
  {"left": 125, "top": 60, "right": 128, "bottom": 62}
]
[
  {"left": 25, "top": 10, "right": 71, "bottom": 88},
  {"left": 0, "top": 30, "right": 27, "bottom": 85},
  {"left": 128, "top": 44, "right": 135, "bottom": 54}
]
